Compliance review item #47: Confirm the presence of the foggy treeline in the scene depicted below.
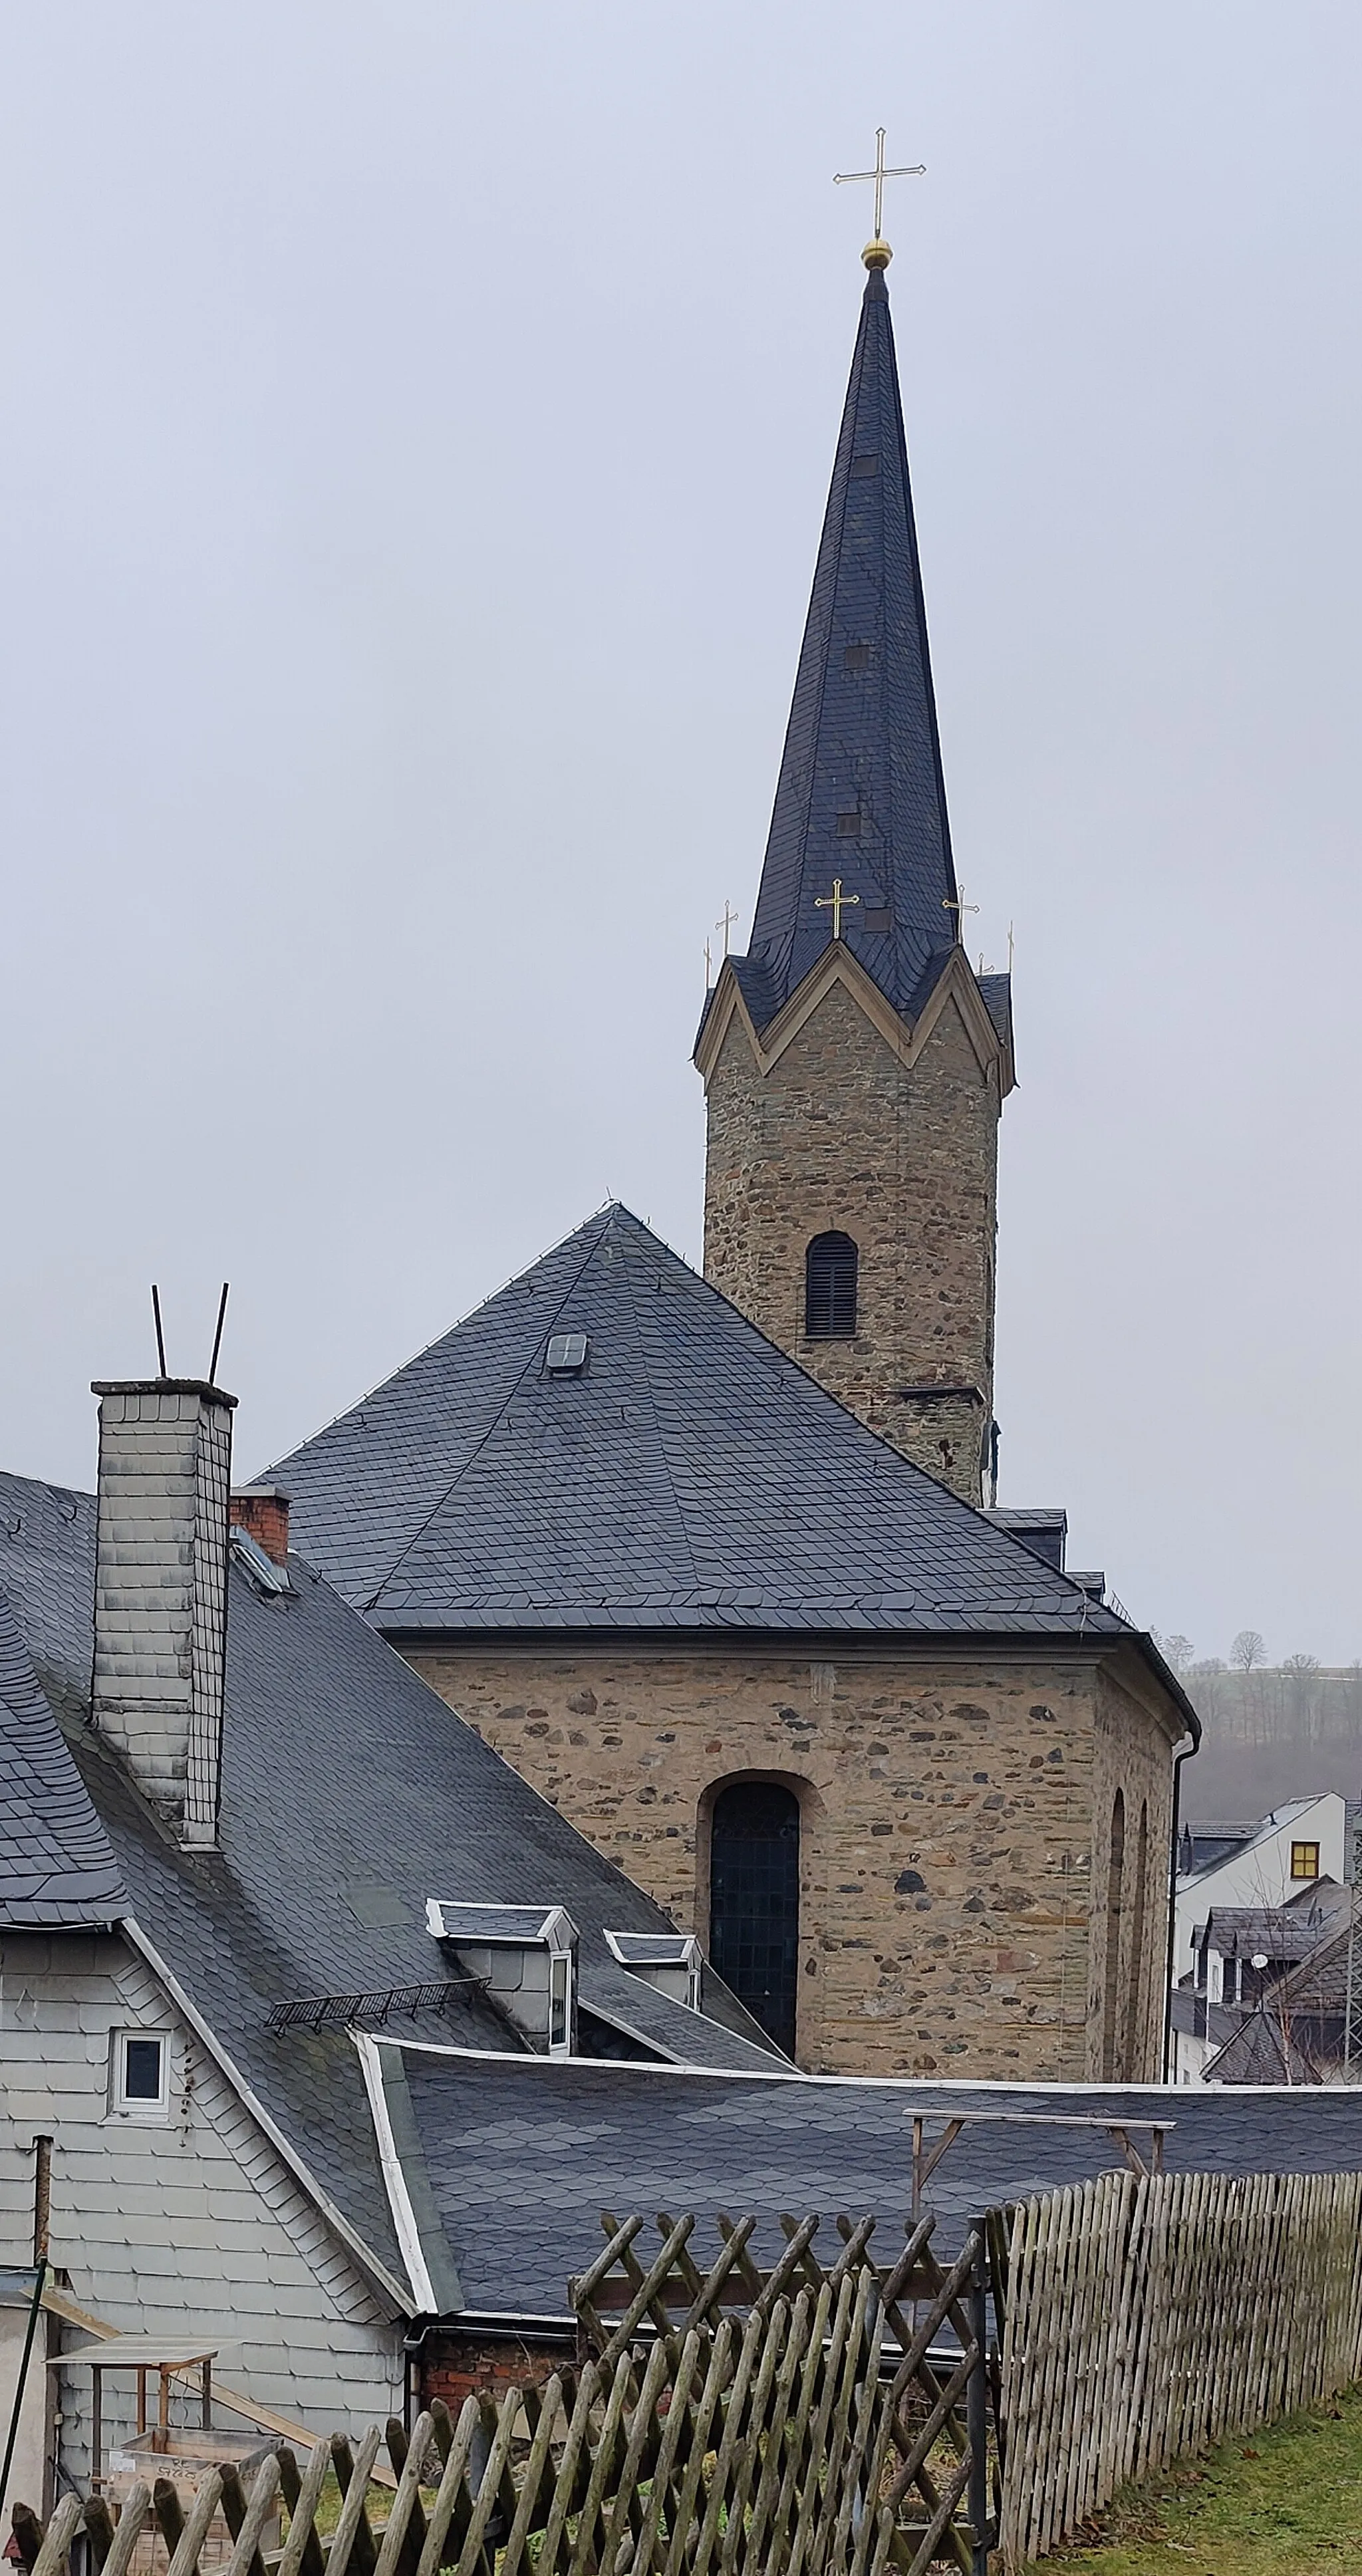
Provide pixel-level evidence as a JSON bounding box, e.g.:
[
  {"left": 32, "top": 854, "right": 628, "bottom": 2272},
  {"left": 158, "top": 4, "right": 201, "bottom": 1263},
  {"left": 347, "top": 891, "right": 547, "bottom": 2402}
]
[{"left": 1158, "top": 1640, "right": 1362, "bottom": 1819}]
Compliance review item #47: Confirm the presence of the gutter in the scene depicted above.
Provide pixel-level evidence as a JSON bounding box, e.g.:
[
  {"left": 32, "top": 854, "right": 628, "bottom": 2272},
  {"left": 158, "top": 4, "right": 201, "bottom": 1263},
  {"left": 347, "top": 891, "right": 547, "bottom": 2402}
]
[{"left": 1162, "top": 1736, "right": 1200, "bottom": 2081}]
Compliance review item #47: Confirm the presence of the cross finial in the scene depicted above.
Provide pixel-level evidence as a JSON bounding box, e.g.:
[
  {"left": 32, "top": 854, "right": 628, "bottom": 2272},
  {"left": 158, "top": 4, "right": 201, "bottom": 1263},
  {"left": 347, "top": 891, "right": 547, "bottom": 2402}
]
[
  {"left": 814, "top": 878, "right": 861, "bottom": 941},
  {"left": 833, "top": 127, "right": 926, "bottom": 270},
  {"left": 715, "top": 900, "right": 740, "bottom": 956},
  {"left": 941, "top": 882, "right": 980, "bottom": 945}
]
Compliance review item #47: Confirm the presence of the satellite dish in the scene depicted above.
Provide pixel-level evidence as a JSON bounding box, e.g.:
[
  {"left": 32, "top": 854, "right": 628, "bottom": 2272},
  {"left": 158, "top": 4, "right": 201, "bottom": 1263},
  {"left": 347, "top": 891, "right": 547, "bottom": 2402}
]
[{"left": 1251, "top": 1952, "right": 1270, "bottom": 1970}]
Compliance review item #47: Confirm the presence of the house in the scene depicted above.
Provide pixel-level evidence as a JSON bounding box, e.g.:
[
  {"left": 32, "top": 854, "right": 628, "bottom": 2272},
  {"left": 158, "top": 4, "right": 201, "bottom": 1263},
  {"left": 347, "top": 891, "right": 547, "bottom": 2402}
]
[
  {"left": 1168, "top": 1879, "right": 1350, "bottom": 2084},
  {"left": 1172, "top": 1793, "right": 1347, "bottom": 1982},
  {"left": 0, "top": 1374, "right": 775, "bottom": 2507},
  {"left": 1199, "top": 1913, "right": 1362, "bottom": 2085}
]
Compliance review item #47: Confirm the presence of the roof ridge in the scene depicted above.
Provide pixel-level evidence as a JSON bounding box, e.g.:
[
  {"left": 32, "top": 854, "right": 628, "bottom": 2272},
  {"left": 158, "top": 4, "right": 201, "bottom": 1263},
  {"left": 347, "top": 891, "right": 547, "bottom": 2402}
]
[
  {"left": 364, "top": 1209, "right": 618, "bottom": 1614},
  {"left": 615, "top": 1229, "right": 706, "bottom": 1601}
]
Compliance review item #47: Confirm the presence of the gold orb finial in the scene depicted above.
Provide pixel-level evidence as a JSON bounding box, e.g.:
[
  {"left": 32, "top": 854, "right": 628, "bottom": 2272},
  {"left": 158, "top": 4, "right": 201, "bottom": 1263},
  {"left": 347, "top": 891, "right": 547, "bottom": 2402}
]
[{"left": 862, "top": 237, "right": 892, "bottom": 271}]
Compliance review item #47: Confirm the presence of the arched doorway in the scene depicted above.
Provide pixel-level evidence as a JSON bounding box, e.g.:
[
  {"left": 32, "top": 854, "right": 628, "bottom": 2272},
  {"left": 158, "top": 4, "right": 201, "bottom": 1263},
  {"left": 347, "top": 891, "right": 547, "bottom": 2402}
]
[{"left": 708, "top": 1781, "right": 801, "bottom": 2056}]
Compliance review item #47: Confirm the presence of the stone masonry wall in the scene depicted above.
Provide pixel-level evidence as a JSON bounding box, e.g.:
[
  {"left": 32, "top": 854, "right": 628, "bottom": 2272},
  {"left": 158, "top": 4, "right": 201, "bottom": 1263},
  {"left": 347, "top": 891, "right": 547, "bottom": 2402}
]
[
  {"left": 404, "top": 1641, "right": 1174, "bottom": 2083},
  {"left": 701, "top": 977, "right": 1001, "bottom": 1502},
  {"left": 1087, "top": 1668, "right": 1180, "bottom": 2082}
]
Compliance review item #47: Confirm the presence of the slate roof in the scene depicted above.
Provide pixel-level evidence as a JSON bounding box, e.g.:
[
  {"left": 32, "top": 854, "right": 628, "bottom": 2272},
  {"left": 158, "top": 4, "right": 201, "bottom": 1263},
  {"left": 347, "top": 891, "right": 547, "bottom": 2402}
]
[
  {"left": 375, "top": 2046, "right": 1362, "bottom": 2314},
  {"left": 0, "top": 1585, "right": 124, "bottom": 1926},
  {"left": 266, "top": 1204, "right": 1140, "bottom": 1650},
  {"left": 700, "top": 261, "right": 1009, "bottom": 1047},
  {"left": 0, "top": 1465, "right": 779, "bottom": 2306}
]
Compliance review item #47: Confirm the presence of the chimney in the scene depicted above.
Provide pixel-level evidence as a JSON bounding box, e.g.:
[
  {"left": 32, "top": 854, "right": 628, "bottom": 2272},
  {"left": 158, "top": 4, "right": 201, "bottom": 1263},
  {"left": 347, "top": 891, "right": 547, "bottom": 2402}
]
[
  {"left": 90, "top": 1378, "right": 237, "bottom": 1847},
  {"left": 229, "top": 1485, "right": 290, "bottom": 1567}
]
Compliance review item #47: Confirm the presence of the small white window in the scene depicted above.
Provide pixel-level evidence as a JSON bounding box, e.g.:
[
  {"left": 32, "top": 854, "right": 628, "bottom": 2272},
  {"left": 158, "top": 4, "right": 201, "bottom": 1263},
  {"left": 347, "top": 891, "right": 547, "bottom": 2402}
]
[
  {"left": 110, "top": 2030, "right": 170, "bottom": 2121},
  {"left": 548, "top": 1950, "right": 573, "bottom": 2056}
]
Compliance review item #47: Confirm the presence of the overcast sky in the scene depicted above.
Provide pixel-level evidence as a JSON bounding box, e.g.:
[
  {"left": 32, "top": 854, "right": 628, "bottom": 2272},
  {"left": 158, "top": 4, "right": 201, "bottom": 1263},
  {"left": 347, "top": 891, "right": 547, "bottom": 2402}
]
[{"left": 2, "top": 4, "right": 1359, "bottom": 1664}]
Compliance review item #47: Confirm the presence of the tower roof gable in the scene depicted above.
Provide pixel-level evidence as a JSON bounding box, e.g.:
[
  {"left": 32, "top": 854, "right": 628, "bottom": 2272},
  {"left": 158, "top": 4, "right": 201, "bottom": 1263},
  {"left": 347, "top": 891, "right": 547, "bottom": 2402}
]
[
  {"left": 267, "top": 1204, "right": 1126, "bottom": 1640},
  {"left": 732, "top": 265, "right": 964, "bottom": 1029}
]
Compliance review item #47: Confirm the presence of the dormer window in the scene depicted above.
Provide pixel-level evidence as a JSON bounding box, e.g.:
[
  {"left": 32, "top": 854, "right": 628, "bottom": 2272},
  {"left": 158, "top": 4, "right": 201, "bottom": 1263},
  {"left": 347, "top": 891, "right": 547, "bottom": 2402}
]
[
  {"left": 426, "top": 1901, "right": 578, "bottom": 2057},
  {"left": 605, "top": 1930, "right": 702, "bottom": 2013}
]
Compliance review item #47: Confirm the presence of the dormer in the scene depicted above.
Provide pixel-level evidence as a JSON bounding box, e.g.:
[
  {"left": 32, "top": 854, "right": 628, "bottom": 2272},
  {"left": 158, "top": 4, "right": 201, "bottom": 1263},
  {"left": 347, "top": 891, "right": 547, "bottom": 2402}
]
[
  {"left": 426, "top": 1901, "right": 578, "bottom": 2057},
  {"left": 604, "top": 1930, "right": 702, "bottom": 2012}
]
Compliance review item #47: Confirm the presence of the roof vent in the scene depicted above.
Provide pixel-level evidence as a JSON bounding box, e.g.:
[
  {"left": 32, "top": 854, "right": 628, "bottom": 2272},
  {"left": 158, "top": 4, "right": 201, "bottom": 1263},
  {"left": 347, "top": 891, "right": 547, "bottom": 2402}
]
[
  {"left": 605, "top": 1930, "right": 702, "bottom": 2012},
  {"left": 546, "top": 1333, "right": 589, "bottom": 1375}
]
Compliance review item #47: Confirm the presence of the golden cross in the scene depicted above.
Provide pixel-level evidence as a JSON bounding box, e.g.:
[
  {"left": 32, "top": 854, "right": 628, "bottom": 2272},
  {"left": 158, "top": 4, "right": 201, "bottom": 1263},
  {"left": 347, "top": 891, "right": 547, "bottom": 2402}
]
[
  {"left": 942, "top": 882, "right": 980, "bottom": 944},
  {"left": 815, "top": 878, "right": 861, "bottom": 940},
  {"left": 833, "top": 128, "right": 926, "bottom": 248},
  {"left": 715, "top": 900, "right": 740, "bottom": 956}
]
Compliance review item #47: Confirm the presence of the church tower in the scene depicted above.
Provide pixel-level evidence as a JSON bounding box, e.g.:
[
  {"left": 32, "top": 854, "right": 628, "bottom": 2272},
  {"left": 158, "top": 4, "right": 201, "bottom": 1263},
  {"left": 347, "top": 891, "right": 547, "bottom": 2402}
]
[{"left": 695, "top": 237, "right": 1014, "bottom": 1505}]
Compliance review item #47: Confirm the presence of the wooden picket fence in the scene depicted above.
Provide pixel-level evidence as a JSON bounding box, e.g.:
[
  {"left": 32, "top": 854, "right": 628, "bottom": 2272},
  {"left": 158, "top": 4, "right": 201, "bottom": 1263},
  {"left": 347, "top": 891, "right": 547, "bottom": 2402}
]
[
  {"left": 14, "top": 2211, "right": 998, "bottom": 2576},
  {"left": 998, "top": 2165, "right": 1362, "bottom": 2568}
]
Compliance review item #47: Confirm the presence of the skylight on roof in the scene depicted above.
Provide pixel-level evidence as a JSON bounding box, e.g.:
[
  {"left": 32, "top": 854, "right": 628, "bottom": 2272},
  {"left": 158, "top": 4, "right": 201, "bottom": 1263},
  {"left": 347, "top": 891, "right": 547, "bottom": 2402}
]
[{"left": 546, "top": 1333, "right": 589, "bottom": 1375}]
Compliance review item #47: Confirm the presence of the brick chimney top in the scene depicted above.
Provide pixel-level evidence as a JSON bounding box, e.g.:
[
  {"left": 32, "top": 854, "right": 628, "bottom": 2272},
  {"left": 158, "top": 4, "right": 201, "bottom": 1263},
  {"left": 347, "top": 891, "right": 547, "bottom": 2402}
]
[{"left": 230, "top": 1486, "right": 291, "bottom": 1568}]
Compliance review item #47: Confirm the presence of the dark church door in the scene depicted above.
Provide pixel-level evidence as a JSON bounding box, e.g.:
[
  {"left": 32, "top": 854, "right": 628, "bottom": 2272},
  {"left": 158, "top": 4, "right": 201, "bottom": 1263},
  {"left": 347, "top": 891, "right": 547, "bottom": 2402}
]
[{"left": 708, "top": 1781, "right": 800, "bottom": 2056}]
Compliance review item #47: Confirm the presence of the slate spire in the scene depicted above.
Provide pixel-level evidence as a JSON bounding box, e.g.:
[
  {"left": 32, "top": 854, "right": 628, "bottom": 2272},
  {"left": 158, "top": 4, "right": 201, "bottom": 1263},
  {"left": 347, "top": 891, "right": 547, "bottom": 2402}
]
[{"left": 741, "top": 258, "right": 958, "bottom": 1023}]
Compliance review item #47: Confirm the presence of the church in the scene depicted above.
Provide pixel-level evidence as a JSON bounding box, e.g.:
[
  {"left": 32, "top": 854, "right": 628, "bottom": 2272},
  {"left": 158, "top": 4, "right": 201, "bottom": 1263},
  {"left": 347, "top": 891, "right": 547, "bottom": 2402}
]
[{"left": 268, "top": 231, "right": 1195, "bottom": 2085}]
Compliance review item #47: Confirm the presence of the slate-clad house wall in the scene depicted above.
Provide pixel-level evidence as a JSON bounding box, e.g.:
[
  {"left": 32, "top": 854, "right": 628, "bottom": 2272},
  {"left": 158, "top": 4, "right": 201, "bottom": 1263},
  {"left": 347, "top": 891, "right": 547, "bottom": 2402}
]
[{"left": 0, "top": 1934, "right": 403, "bottom": 2478}]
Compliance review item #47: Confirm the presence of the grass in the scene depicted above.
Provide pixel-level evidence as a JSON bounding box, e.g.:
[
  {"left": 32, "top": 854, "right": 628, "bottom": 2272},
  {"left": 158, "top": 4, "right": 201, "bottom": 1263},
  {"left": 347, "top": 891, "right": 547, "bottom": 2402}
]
[{"left": 1047, "top": 2383, "right": 1362, "bottom": 2573}]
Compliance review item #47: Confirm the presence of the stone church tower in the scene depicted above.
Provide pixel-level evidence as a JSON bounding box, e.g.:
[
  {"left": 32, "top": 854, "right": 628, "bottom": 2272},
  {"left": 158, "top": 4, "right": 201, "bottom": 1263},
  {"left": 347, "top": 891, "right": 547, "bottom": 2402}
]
[{"left": 696, "top": 244, "right": 1014, "bottom": 1505}]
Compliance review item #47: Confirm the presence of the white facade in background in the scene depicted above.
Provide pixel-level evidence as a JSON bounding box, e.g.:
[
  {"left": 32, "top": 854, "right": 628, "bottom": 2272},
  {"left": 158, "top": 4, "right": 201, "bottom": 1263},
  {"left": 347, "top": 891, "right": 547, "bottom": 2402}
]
[
  {"left": 1172, "top": 1793, "right": 1347, "bottom": 1981},
  {"left": 0, "top": 1932, "right": 404, "bottom": 2493}
]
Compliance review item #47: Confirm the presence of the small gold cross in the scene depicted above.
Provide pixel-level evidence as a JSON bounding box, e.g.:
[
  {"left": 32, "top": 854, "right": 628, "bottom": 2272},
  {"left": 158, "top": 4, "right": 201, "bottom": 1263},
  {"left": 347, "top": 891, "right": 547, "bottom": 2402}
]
[
  {"left": 815, "top": 878, "right": 861, "bottom": 940},
  {"left": 715, "top": 900, "right": 740, "bottom": 956},
  {"left": 942, "top": 882, "right": 980, "bottom": 944},
  {"left": 833, "top": 128, "right": 926, "bottom": 252}
]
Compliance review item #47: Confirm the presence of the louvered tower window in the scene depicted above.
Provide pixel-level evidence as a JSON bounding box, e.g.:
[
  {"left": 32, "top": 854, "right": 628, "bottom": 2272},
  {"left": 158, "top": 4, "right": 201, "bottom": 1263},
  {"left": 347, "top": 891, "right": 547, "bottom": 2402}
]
[{"left": 804, "top": 1231, "right": 858, "bottom": 1339}]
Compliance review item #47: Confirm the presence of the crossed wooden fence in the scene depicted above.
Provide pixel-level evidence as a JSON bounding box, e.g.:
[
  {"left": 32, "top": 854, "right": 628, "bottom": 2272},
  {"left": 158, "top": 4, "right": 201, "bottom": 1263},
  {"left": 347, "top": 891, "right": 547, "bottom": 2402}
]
[
  {"left": 12, "top": 2212, "right": 998, "bottom": 2576},
  {"left": 998, "top": 2165, "right": 1362, "bottom": 2568}
]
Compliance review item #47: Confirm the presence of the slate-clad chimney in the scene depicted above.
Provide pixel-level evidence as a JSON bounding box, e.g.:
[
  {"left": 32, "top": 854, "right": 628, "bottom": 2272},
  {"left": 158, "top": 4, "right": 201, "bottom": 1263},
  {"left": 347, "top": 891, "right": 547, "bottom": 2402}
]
[{"left": 90, "top": 1378, "right": 237, "bottom": 1847}]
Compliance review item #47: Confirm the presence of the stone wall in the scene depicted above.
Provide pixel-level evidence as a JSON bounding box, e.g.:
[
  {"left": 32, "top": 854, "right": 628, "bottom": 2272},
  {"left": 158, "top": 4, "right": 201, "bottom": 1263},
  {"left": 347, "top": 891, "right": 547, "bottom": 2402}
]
[
  {"left": 406, "top": 1640, "right": 1178, "bottom": 2084},
  {"left": 700, "top": 973, "right": 1002, "bottom": 1502}
]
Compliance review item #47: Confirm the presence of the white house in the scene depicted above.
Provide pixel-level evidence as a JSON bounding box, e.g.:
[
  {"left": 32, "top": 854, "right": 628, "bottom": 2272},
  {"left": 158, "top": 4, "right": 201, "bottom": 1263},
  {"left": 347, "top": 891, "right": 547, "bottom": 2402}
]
[{"left": 1172, "top": 1794, "right": 1348, "bottom": 1982}]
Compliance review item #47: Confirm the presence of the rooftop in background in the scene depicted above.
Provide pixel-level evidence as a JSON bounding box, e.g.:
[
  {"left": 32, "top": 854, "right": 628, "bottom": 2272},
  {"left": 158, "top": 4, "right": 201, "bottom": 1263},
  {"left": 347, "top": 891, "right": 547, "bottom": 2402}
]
[{"left": 265, "top": 1204, "right": 1135, "bottom": 1648}]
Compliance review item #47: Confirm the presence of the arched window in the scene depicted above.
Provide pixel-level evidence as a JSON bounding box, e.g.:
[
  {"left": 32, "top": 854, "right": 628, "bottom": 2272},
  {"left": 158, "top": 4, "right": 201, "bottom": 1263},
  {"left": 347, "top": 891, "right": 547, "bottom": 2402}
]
[
  {"left": 1101, "top": 1789, "right": 1125, "bottom": 2083},
  {"left": 1123, "top": 1801, "right": 1150, "bottom": 2081},
  {"left": 708, "top": 1781, "right": 801, "bottom": 2057},
  {"left": 805, "top": 1232, "right": 858, "bottom": 1339}
]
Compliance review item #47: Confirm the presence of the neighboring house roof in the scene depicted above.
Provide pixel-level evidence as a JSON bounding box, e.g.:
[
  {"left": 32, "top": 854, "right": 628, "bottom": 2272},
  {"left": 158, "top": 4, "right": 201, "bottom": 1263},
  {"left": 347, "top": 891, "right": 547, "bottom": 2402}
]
[
  {"left": 0, "top": 1466, "right": 779, "bottom": 2308},
  {"left": 1176, "top": 1796, "right": 1329, "bottom": 1889},
  {"left": 1199, "top": 1906, "right": 1322, "bottom": 1963},
  {"left": 366, "top": 2046, "right": 1362, "bottom": 2315},
  {"left": 1202, "top": 1912, "right": 1360, "bottom": 2085},
  {"left": 265, "top": 1204, "right": 1142, "bottom": 1651},
  {"left": 708, "top": 259, "right": 977, "bottom": 1031}
]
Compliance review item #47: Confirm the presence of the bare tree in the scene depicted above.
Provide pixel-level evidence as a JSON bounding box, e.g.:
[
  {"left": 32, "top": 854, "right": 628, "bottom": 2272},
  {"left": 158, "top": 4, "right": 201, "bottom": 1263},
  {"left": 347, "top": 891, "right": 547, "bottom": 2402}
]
[
  {"left": 1231, "top": 1628, "right": 1266, "bottom": 1673},
  {"left": 1160, "top": 1634, "right": 1194, "bottom": 1674}
]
